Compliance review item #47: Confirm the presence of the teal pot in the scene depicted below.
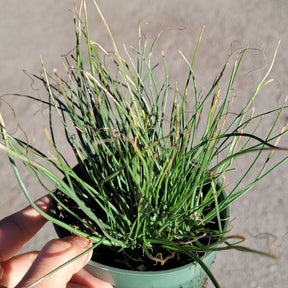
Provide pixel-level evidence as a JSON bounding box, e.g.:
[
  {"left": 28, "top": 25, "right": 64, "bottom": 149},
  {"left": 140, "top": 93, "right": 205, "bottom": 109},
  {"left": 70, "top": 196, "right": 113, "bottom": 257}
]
[{"left": 85, "top": 249, "right": 217, "bottom": 288}]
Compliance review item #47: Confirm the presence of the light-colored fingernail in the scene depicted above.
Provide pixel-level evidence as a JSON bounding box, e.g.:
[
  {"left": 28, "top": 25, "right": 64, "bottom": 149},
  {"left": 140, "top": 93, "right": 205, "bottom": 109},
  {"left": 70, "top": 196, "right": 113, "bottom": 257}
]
[
  {"left": 35, "top": 195, "right": 51, "bottom": 212},
  {"left": 73, "top": 235, "right": 92, "bottom": 249}
]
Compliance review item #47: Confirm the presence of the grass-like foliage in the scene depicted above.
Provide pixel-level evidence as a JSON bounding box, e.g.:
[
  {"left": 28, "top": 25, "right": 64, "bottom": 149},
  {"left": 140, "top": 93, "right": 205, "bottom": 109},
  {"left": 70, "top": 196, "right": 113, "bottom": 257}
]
[{"left": 1, "top": 0, "right": 288, "bottom": 286}]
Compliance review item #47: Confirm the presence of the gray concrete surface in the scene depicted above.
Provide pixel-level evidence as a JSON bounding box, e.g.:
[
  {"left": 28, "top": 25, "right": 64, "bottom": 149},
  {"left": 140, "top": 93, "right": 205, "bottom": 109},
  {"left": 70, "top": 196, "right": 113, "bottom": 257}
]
[{"left": 1, "top": 0, "right": 288, "bottom": 287}]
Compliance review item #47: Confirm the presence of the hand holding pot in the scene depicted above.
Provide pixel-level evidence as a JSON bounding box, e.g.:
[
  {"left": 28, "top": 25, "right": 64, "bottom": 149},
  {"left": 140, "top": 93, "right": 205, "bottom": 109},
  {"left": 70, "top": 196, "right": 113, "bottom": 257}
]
[{"left": 0, "top": 195, "right": 112, "bottom": 288}]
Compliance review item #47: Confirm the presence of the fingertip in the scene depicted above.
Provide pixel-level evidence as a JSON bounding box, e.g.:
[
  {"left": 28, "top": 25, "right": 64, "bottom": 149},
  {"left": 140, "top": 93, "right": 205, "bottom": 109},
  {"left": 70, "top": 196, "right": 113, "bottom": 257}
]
[
  {"left": 66, "top": 235, "right": 93, "bottom": 266},
  {"left": 20, "top": 194, "right": 51, "bottom": 219},
  {"left": 34, "top": 195, "right": 52, "bottom": 214},
  {"left": 15, "top": 236, "right": 94, "bottom": 287},
  {"left": 69, "top": 235, "right": 92, "bottom": 249}
]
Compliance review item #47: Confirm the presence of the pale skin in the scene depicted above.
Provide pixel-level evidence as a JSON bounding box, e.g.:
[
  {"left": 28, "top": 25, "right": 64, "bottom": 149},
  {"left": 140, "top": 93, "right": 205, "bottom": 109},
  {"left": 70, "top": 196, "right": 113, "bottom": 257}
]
[{"left": 0, "top": 196, "right": 112, "bottom": 288}]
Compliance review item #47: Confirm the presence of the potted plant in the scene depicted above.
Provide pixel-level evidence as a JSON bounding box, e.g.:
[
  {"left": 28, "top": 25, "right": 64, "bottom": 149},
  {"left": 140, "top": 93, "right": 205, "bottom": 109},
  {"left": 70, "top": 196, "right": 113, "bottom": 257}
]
[{"left": 1, "top": 1, "right": 287, "bottom": 287}]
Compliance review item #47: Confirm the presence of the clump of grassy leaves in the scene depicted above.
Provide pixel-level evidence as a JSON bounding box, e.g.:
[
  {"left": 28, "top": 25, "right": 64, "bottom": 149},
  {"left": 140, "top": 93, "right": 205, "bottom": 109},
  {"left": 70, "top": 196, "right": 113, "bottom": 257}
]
[{"left": 1, "top": 0, "right": 288, "bottom": 287}]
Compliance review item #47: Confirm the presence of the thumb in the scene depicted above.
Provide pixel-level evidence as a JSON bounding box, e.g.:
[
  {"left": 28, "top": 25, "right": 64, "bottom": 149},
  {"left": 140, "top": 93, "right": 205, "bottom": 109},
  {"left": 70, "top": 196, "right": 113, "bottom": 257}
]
[{"left": 15, "top": 235, "right": 93, "bottom": 288}]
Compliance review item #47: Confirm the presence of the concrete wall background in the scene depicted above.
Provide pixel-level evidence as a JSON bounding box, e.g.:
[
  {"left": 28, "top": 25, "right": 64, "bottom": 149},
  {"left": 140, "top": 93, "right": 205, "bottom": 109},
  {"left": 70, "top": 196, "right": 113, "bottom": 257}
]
[{"left": 1, "top": 1, "right": 288, "bottom": 287}]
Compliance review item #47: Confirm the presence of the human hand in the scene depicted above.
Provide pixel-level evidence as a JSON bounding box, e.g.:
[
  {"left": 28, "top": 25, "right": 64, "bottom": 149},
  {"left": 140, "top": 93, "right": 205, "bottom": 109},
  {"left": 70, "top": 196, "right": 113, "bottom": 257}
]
[{"left": 0, "top": 196, "right": 112, "bottom": 288}]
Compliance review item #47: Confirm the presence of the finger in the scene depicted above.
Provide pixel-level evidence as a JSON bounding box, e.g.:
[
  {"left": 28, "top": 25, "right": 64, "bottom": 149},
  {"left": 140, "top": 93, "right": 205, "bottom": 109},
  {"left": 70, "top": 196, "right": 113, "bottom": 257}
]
[
  {"left": 70, "top": 269, "right": 113, "bottom": 288},
  {"left": 15, "top": 235, "right": 94, "bottom": 288},
  {"left": 0, "top": 251, "right": 38, "bottom": 288},
  {"left": 0, "top": 195, "right": 51, "bottom": 261}
]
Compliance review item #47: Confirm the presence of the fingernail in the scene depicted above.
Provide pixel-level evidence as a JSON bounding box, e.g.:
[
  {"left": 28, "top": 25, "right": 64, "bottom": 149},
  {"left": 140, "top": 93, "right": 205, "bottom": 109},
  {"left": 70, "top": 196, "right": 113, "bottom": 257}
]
[
  {"left": 35, "top": 195, "right": 51, "bottom": 213},
  {"left": 73, "top": 235, "right": 92, "bottom": 249}
]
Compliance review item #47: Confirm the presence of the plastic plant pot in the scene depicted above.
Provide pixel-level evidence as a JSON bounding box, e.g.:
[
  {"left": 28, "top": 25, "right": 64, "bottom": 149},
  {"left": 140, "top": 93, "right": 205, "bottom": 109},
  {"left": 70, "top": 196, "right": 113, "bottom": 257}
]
[{"left": 84, "top": 249, "right": 217, "bottom": 288}]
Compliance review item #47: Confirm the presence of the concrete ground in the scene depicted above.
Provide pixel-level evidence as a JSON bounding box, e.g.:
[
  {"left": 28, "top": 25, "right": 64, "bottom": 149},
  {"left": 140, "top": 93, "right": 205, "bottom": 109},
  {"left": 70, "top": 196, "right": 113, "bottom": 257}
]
[{"left": 1, "top": 0, "right": 288, "bottom": 287}]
